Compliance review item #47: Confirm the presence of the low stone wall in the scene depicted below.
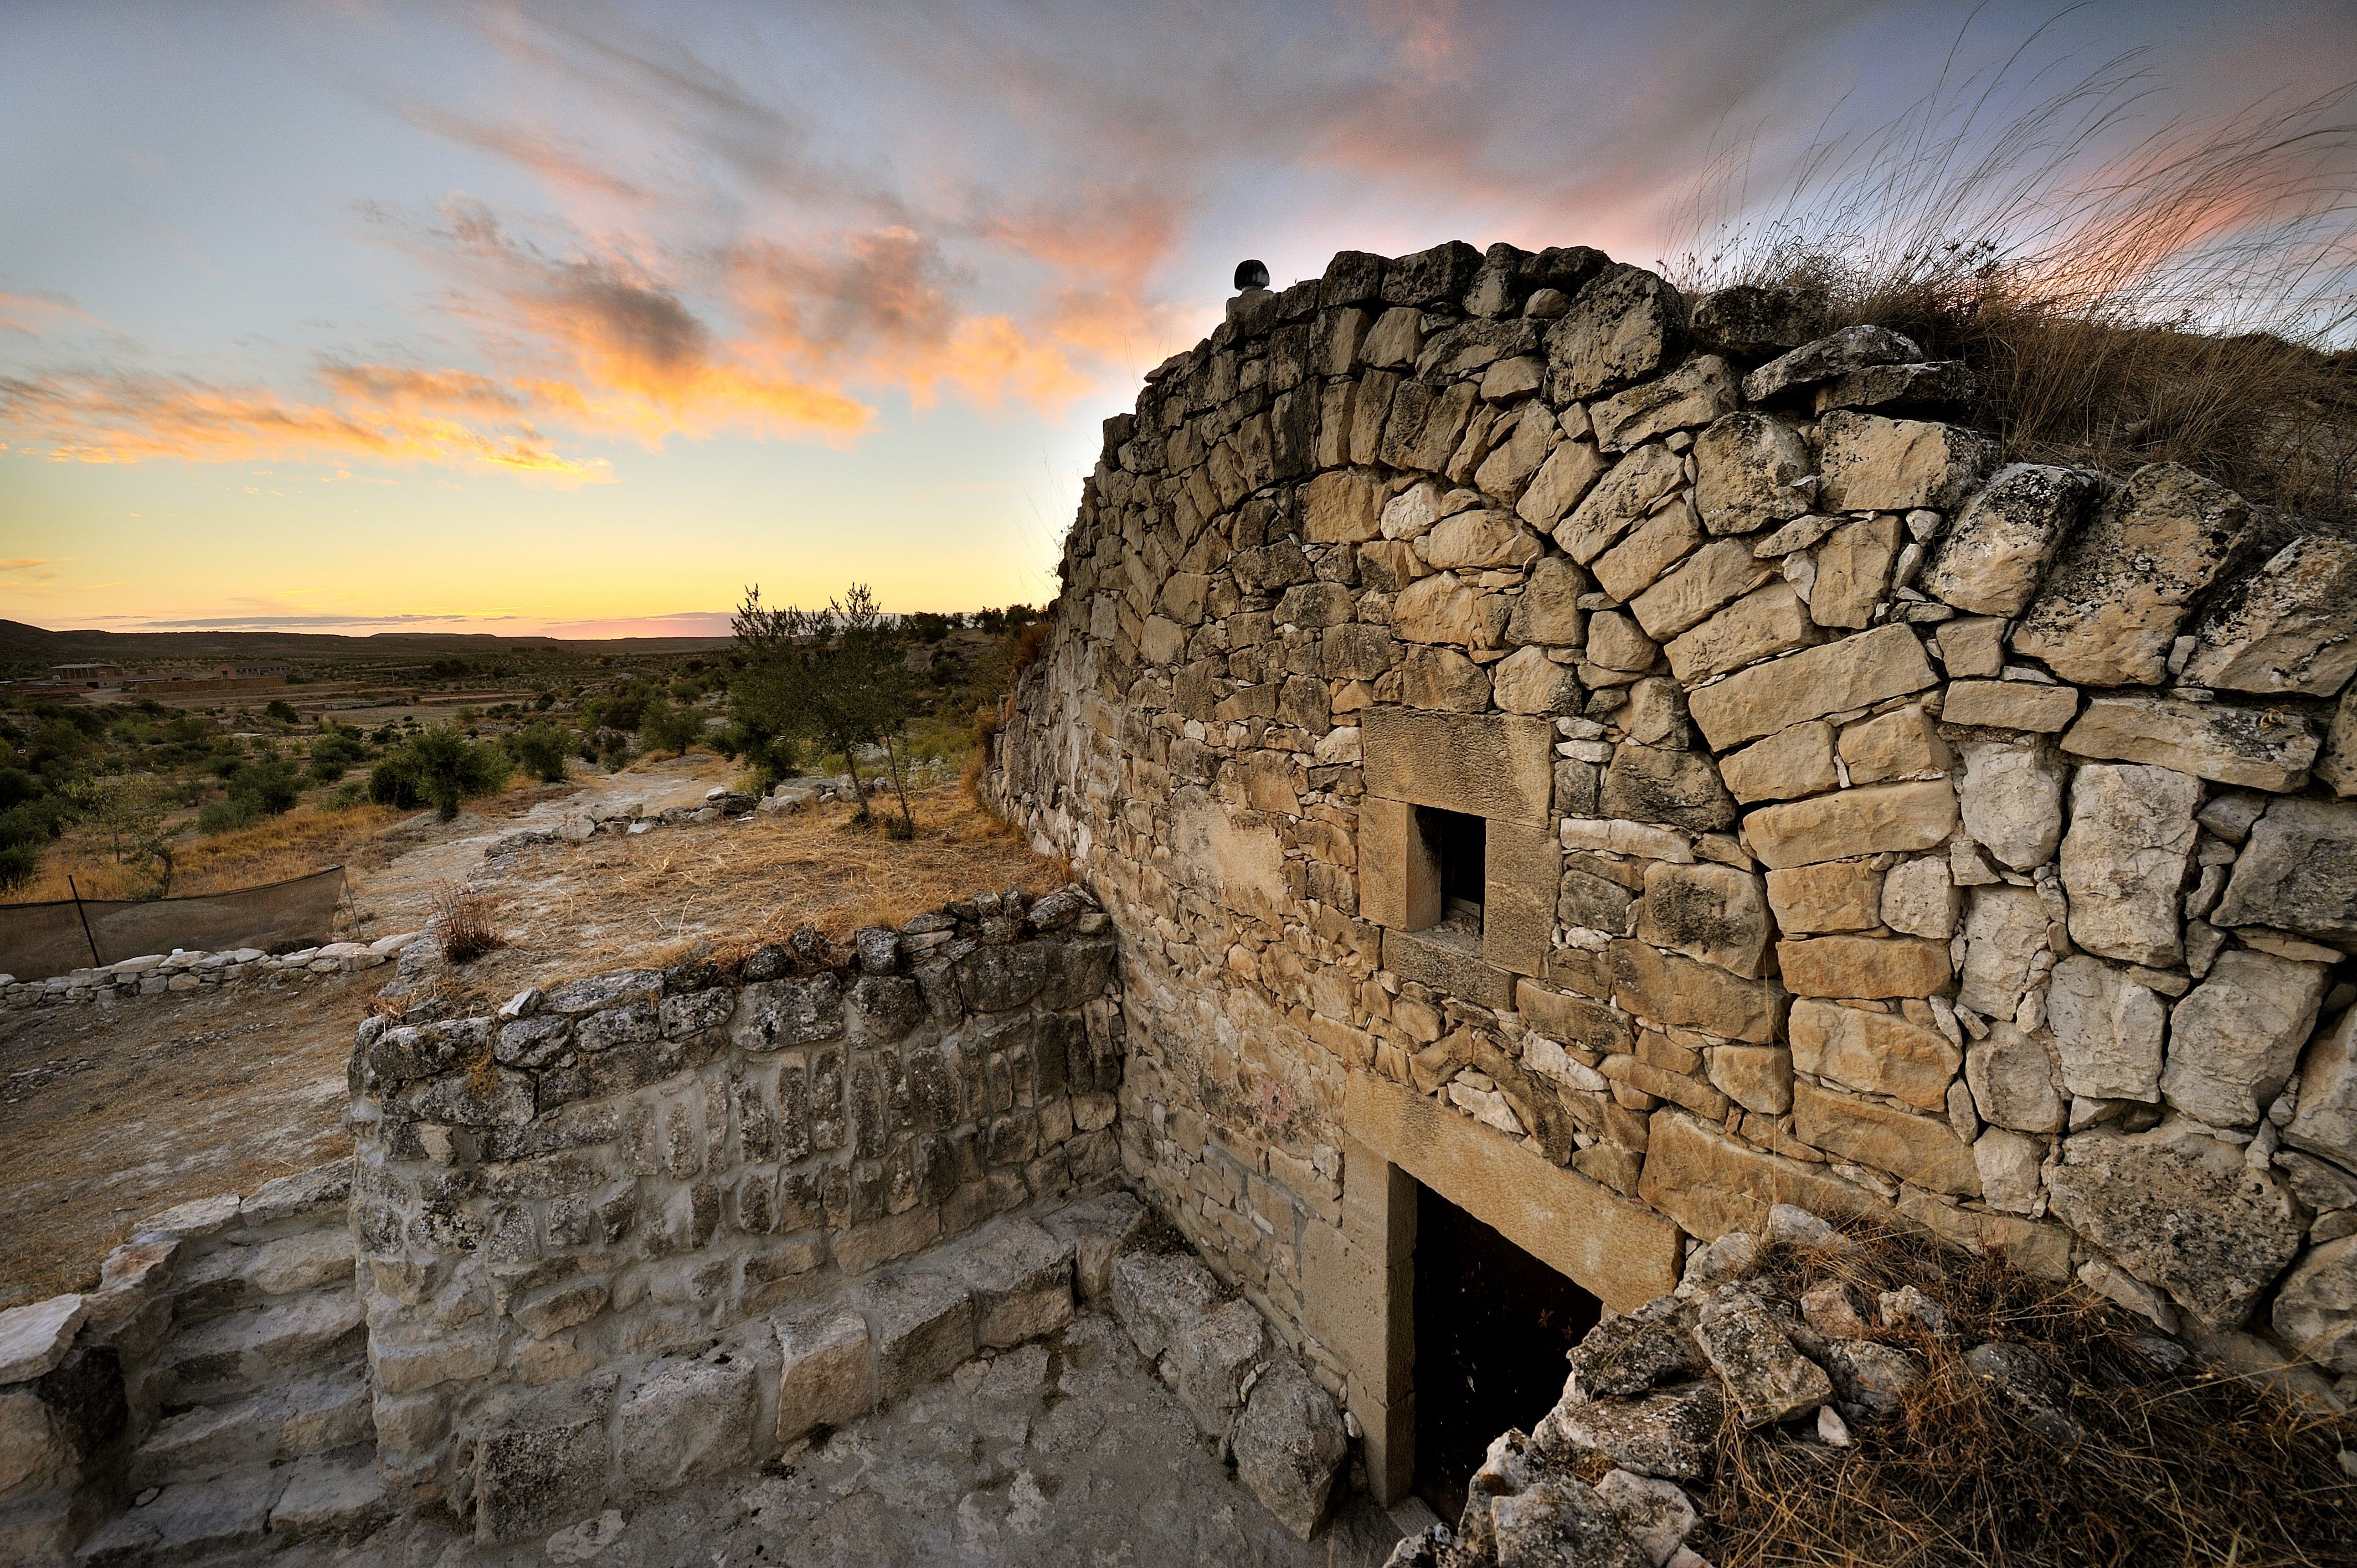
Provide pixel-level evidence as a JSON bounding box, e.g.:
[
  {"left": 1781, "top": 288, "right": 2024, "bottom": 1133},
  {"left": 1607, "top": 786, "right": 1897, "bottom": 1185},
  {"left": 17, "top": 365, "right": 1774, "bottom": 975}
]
[
  {"left": 2, "top": 933, "right": 416, "bottom": 1011},
  {"left": 985, "top": 237, "right": 2357, "bottom": 1493},
  {"left": 346, "top": 890, "right": 1125, "bottom": 1521},
  {"left": 1, "top": 1163, "right": 369, "bottom": 1564}
]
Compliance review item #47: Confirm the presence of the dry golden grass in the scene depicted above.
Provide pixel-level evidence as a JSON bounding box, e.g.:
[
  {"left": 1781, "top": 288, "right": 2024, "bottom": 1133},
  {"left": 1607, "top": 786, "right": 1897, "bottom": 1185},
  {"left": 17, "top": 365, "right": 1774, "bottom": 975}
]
[
  {"left": 1701, "top": 1223, "right": 2357, "bottom": 1568},
  {"left": 429, "top": 881, "right": 508, "bottom": 963},
  {"left": 8, "top": 803, "right": 407, "bottom": 905}
]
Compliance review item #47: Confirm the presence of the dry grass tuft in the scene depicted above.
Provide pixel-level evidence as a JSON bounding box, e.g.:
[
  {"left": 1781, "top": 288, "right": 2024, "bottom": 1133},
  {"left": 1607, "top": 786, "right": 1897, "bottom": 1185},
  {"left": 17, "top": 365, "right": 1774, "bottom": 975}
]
[
  {"left": 1704, "top": 1223, "right": 2357, "bottom": 1568},
  {"left": 1669, "top": 34, "right": 2357, "bottom": 518},
  {"left": 8, "top": 803, "right": 408, "bottom": 905},
  {"left": 428, "top": 882, "right": 506, "bottom": 964}
]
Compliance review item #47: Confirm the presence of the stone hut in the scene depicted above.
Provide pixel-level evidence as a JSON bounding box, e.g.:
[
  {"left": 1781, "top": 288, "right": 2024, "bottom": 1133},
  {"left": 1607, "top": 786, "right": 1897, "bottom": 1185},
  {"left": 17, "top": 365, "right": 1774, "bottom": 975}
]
[{"left": 985, "top": 240, "right": 2357, "bottom": 1504}]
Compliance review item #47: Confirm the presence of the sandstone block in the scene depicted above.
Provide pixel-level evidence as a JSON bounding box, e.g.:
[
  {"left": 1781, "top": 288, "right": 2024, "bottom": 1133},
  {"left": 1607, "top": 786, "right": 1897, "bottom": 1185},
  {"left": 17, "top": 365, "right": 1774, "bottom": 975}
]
[
  {"left": 1487, "top": 818, "right": 1564, "bottom": 978},
  {"left": 1392, "top": 647, "right": 1490, "bottom": 710},
  {"left": 1590, "top": 355, "right": 1736, "bottom": 451},
  {"left": 1593, "top": 501, "right": 1703, "bottom": 603},
  {"left": 2061, "top": 696, "right": 2318, "bottom": 792},
  {"left": 1516, "top": 980, "right": 1635, "bottom": 1055},
  {"left": 2044, "top": 956, "right": 2165, "bottom": 1102},
  {"left": 1601, "top": 744, "right": 1736, "bottom": 832},
  {"left": 1547, "top": 264, "right": 1686, "bottom": 402},
  {"left": 1707, "top": 1044, "right": 1793, "bottom": 1115},
  {"left": 2159, "top": 948, "right": 2330, "bottom": 1129},
  {"left": 1792, "top": 1081, "right": 1981, "bottom": 1195},
  {"left": 1587, "top": 609, "right": 1661, "bottom": 673},
  {"left": 617, "top": 1350, "right": 757, "bottom": 1495},
  {"left": 2047, "top": 1125, "right": 2303, "bottom": 1329},
  {"left": 1359, "top": 797, "right": 1439, "bottom": 930},
  {"left": 1934, "top": 616, "right": 2007, "bottom": 677},
  {"left": 2059, "top": 764, "right": 2200, "bottom": 967},
  {"left": 2272, "top": 1236, "right": 2357, "bottom": 1375},
  {"left": 1515, "top": 440, "right": 1608, "bottom": 532},
  {"left": 1392, "top": 571, "right": 1511, "bottom": 648},
  {"left": 1963, "top": 1023, "right": 2063, "bottom": 1133},
  {"left": 1555, "top": 445, "right": 1685, "bottom": 565},
  {"left": 1664, "top": 581, "right": 1817, "bottom": 685},
  {"left": 1956, "top": 885, "right": 2049, "bottom": 1019},
  {"left": 2285, "top": 1007, "right": 2357, "bottom": 1173},
  {"left": 2011, "top": 462, "right": 2250, "bottom": 686},
  {"left": 1956, "top": 742, "right": 2064, "bottom": 871},
  {"left": 1816, "top": 410, "right": 1994, "bottom": 512},
  {"left": 953, "top": 1219, "right": 1075, "bottom": 1349},
  {"left": 1880, "top": 854, "right": 1959, "bottom": 938},
  {"left": 1608, "top": 941, "right": 1781, "bottom": 1043},
  {"left": 2212, "top": 798, "right": 2357, "bottom": 944},
  {"left": 1789, "top": 999, "right": 1959, "bottom": 1108},
  {"left": 1688, "top": 625, "right": 1938, "bottom": 750},
  {"left": 1764, "top": 860, "right": 1883, "bottom": 934},
  {"left": 1363, "top": 708, "right": 1555, "bottom": 826},
  {"left": 776, "top": 1308, "right": 873, "bottom": 1442},
  {"left": 857, "top": 1271, "right": 975, "bottom": 1401},
  {"left": 1491, "top": 646, "right": 1581, "bottom": 714},
  {"left": 2181, "top": 534, "right": 2357, "bottom": 697},
  {"left": 1230, "top": 1358, "right": 1348, "bottom": 1540},
  {"left": 1692, "top": 412, "right": 1812, "bottom": 535},
  {"left": 1921, "top": 463, "right": 2102, "bottom": 615},
  {"left": 1506, "top": 554, "right": 1589, "bottom": 647},
  {"left": 1418, "top": 508, "right": 1543, "bottom": 571},
  {"left": 1810, "top": 514, "right": 1903, "bottom": 629},
  {"left": 1940, "top": 679, "right": 2080, "bottom": 733},
  {"left": 1777, "top": 934, "right": 1952, "bottom": 998},
  {"left": 1718, "top": 721, "right": 1837, "bottom": 804},
  {"left": 1743, "top": 780, "right": 1958, "bottom": 871},
  {"left": 1839, "top": 705, "right": 1949, "bottom": 784},
  {"left": 1635, "top": 861, "right": 1772, "bottom": 978},
  {"left": 1638, "top": 1111, "right": 1887, "bottom": 1239},
  {"left": 1630, "top": 539, "right": 1774, "bottom": 642}
]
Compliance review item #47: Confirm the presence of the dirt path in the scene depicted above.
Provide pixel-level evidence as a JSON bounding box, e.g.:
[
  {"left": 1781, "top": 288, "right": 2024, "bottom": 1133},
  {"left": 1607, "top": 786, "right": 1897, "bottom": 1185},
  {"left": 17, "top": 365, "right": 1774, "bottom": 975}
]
[{"left": 0, "top": 760, "right": 1053, "bottom": 1306}]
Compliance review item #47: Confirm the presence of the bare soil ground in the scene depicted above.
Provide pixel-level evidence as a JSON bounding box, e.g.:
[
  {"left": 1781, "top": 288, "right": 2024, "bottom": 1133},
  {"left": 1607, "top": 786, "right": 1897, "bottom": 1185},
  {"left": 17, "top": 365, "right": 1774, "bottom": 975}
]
[{"left": 0, "top": 757, "right": 1053, "bottom": 1306}]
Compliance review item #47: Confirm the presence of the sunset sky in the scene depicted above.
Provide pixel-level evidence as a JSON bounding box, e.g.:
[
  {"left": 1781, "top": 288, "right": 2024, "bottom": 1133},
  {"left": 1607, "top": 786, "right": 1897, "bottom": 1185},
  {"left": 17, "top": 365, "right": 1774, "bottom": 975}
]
[{"left": 4, "top": 1, "right": 2352, "bottom": 637}]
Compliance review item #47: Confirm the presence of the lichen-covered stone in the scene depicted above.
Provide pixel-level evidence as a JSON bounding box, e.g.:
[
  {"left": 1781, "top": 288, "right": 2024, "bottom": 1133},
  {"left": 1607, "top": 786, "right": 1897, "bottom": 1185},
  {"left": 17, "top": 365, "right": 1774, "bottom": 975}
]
[
  {"left": 2058, "top": 765, "right": 2200, "bottom": 967},
  {"left": 2061, "top": 697, "right": 2318, "bottom": 793},
  {"left": 2181, "top": 534, "right": 2357, "bottom": 697},
  {"left": 2158, "top": 949, "right": 2330, "bottom": 1129},
  {"left": 1921, "top": 463, "right": 2101, "bottom": 615},
  {"left": 2211, "top": 798, "right": 2357, "bottom": 944}
]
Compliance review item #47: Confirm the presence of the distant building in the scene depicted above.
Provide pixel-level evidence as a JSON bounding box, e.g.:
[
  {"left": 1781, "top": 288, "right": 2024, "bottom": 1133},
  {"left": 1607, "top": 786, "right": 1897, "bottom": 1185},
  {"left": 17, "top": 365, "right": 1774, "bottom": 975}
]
[
  {"left": 50, "top": 662, "right": 123, "bottom": 687},
  {"left": 216, "top": 662, "right": 291, "bottom": 680}
]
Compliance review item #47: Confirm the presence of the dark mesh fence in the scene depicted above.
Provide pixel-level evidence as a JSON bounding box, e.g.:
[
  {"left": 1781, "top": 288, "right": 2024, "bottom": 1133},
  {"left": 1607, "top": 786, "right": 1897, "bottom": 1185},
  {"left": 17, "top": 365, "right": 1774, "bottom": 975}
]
[{"left": 0, "top": 867, "right": 349, "bottom": 981}]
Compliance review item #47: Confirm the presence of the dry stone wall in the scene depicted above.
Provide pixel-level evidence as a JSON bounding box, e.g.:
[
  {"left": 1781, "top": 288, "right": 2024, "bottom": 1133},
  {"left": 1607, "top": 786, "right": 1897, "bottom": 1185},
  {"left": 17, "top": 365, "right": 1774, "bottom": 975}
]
[
  {"left": 985, "top": 239, "right": 2357, "bottom": 1428},
  {"left": 344, "top": 894, "right": 1124, "bottom": 1523}
]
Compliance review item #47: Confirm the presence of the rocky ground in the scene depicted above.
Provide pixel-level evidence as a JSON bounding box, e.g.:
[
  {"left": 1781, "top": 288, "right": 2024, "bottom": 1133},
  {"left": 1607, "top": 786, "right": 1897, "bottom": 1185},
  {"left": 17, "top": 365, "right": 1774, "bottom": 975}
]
[
  {"left": 217, "top": 1311, "right": 1415, "bottom": 1568},
  {"left": 0, "top": 758, "right": 1049, "bottom": 1306}
]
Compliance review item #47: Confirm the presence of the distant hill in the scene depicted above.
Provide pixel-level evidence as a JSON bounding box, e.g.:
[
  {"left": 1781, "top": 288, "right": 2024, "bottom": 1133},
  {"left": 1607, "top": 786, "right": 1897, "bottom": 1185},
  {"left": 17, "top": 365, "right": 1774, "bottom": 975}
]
[{"left": 0, "top": 620, "right": 732, "bottom": 663}]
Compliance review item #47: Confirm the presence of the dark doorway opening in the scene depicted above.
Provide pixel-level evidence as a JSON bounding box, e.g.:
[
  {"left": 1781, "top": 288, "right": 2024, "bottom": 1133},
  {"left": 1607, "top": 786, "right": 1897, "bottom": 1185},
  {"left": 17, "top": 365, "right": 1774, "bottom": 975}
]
[
  {"left": 1411, "top": 1183, "right": 1603, "bottom": 1522},
  {"left": 1417, "top": 806, "right": 1486, "bottom": 927}
]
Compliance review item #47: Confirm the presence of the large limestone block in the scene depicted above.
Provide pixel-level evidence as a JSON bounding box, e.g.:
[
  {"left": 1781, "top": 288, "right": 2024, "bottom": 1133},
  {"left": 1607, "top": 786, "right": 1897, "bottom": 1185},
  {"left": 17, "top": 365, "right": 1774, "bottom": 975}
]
[
  {"left": 776, "top": 1308, "right": 873, "bottom": 1442},
  {"left": 1555, "top": 444, "right": 1685, "bottom": 565},
  {"left": 1608, "top": 940, "right": 1783, "bottom": 1043},
  {"left": 1601, "top": 744, "right": 1736, "bottom": 831},
  {"left": 2272, "top": 1237, "right": 2357, "bottom": 1374},
  {"left": 1692, "top": 412, "right": 1812, "bottom": 535},
  {"left": 1687, "top": 625, "right": 1938, "bottom": 750},
  {"left": 1590, "top": 354, "right": 1737, "bottom": 451},
  {"left": 1485, "top": 818, "right": 1564, "bottom": 976},
  {"left": 1956, "top": 885, "right": 2050, "bottom": 1019},
  {"left": 2212, "top": 797, "right": 2357, "bottom": 943},
  {"left": 1392, "top": 647, "right": 1490, "bottom": 710},
  {"left": 1815, "top": 410, "right": 1994, "bottom": 512},
  {"left": 857, "top": 1271, "right": 975, "bottom": 1401},
  {"left": 1362, "top": 708, "right": 1555, "bottom": 826},
  {"left": 0, "top": 1297, "right": 87, "bottom": 1386},
  {"left": 1963, "top": 1023, "right": 2063, "bottom": 1133},
  {"left": 1547, "top": 264, "right": 1686, "bottom": 402},
  {"left": 1635, "top": 860, "right": 1772, "bottom": 978},
  {"left": 1638, "top": 1110, "right": 1888, "bottom": 1240},
  {"left": 1630, "top": 539, "right": 1774, "bottom": 642},
  {"left": 2061, "top": 696, "right": 2318, "bottom": 793},
  {"left": 1171, "top": 1297, "right": 1268, "bottom": 1438},
  {"left": 1789, "top": 998, "right": 1960, "bottom": 1108},
  {"left": 1392, "top": 571, "right": 1510, "bottom": 648},
  {"left": 1881, "top": 854, "right": 1959, "bottom": 938},
  {"left": 1764, "top": 860, "right": 1883, "bottom": 934},
  {"left": 474, "top": 1387, "right": 613, "bottom": 1544},
  {"left": 1039, "top": 1191, "right": 1147, "bottom": 1303},
  {"left": 2045, "top": 956, "right": 2164, "bottom": 1101},
  {"left": 1920, "top": 463, "right": 2102, "bottom": 615},
  {"left": 1743, "top": 780, "right": 1958, "bottom": 871},
  {"left": 1593, "top": 500, "right": 1704, "bottom": 603},
  {"left": 1665, "top": 581, "right": 1818, "bottom": 685},
  {"left": 1809, "top": 513, "right": 1903, "bottom": 629},
  {"left": 953, "top": 1218, "right": 1075, "bottom": 1348},
  {"left": 1718, "top": 720, "right": 1836, "bottom": 804},
  {"left": 1231, "top": 1358, "right": 1348, "bottom": 1540},
  {"left": 2159, "top": 948, "right": 2330, "bottom": 1129},
  {"left": 616, "top": 1350, "right": 758, "bottom": 1495},
  {"left": 1792, "top": 1081, "right": 1982, "bottom": 1195},
  {"left": 1418, "top": 508, "right": 1545, "bottom": 571},
  {"left": 2047, "top": 1125, "right": 2304, "bottom": 1329},
  {"left": 1777, "top": 934, "right": 1952, "bottom": 998},
  {"left": 1491, "top": 646, "right": 1581, "bottom": 715},
  {"left": 1838, "top": 704, "right": 1949, "bottom": 785},
  {"left": 1506, "top": 555, "right": 1590, "bottom": 647},
  {"left": 2181, "top": 535, "right": 2357, "bottom": 697},
  {"left": 1344, "top": 1070, "right": 1682, "bottom": 1309},
  {"left": 2011, "top": 462, "right": 2250, "bottom": 686},
  {"left": 1956, "top": 742, "right": 2064, "bottom": 871},
  {"left": 1301, "top": 468, "right": 1383, "bottom": 544},
  {"left": 2286, "top": 1007, "right": 2357, "bottom": 1172},
  {"left": 1515, "top": 439, "right": 1608, "bottom": 532},
  {"left": 1940, "top": 679, "right": 2081, "bottom": 733},
  {"left": 2058, "top": 764, "right": 2200, "bottom": 967},
  {"left": 1743, "top": 324, "right": 1919, "bottom": 403},
  {"left": 1360, "top": 798, "right": 1439, "bottom": 930}
]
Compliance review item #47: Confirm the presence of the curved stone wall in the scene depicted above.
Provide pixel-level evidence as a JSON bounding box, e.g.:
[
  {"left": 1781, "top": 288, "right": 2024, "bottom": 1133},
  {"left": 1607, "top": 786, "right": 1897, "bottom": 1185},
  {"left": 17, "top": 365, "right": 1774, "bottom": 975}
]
[{"left": 985, "top": 239, "right": 2357, "bottom": 1443}]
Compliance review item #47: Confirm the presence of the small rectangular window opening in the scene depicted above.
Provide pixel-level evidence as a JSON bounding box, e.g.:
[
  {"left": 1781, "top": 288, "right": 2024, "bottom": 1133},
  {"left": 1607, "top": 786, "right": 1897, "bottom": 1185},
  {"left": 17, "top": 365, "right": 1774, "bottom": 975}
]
[{"left": 1418, "top": 807, "right": 1485, "bottom": 928}]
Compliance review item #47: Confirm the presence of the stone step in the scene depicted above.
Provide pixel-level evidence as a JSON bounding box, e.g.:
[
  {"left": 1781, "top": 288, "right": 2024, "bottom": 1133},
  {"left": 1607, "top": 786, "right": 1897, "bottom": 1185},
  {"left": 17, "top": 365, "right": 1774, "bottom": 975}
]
[
  {"left": 131, "top": 1364, "right": 373, "bottom": 1488},
  {"left": 75, "top": 1450, "right": 388, "bottom": 1565},
  {"left": 143, "top": 1291, "right": 366, "bottom": 1410}
]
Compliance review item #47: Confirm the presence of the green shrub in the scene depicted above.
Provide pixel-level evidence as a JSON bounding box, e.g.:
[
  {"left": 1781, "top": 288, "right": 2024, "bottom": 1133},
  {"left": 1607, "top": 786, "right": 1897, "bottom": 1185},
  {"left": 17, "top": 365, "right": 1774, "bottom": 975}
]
[
  {"left": 0, "top": 842, "right": 38, "bottom": 890},
  {"left": 512, "top": 722, "right": 572, "bottom": 784},
  {"left": 307, "top": 731, "right": 366, "bottom": 783},
  {"left": 264, "top": 699, "right": 300, "bottom": 724},
  {"left": 638, "top": 698, "right": 704, "bottom": 756},
  {"left": 198, "top": 795, "right": 264, "bottom": 835}
]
